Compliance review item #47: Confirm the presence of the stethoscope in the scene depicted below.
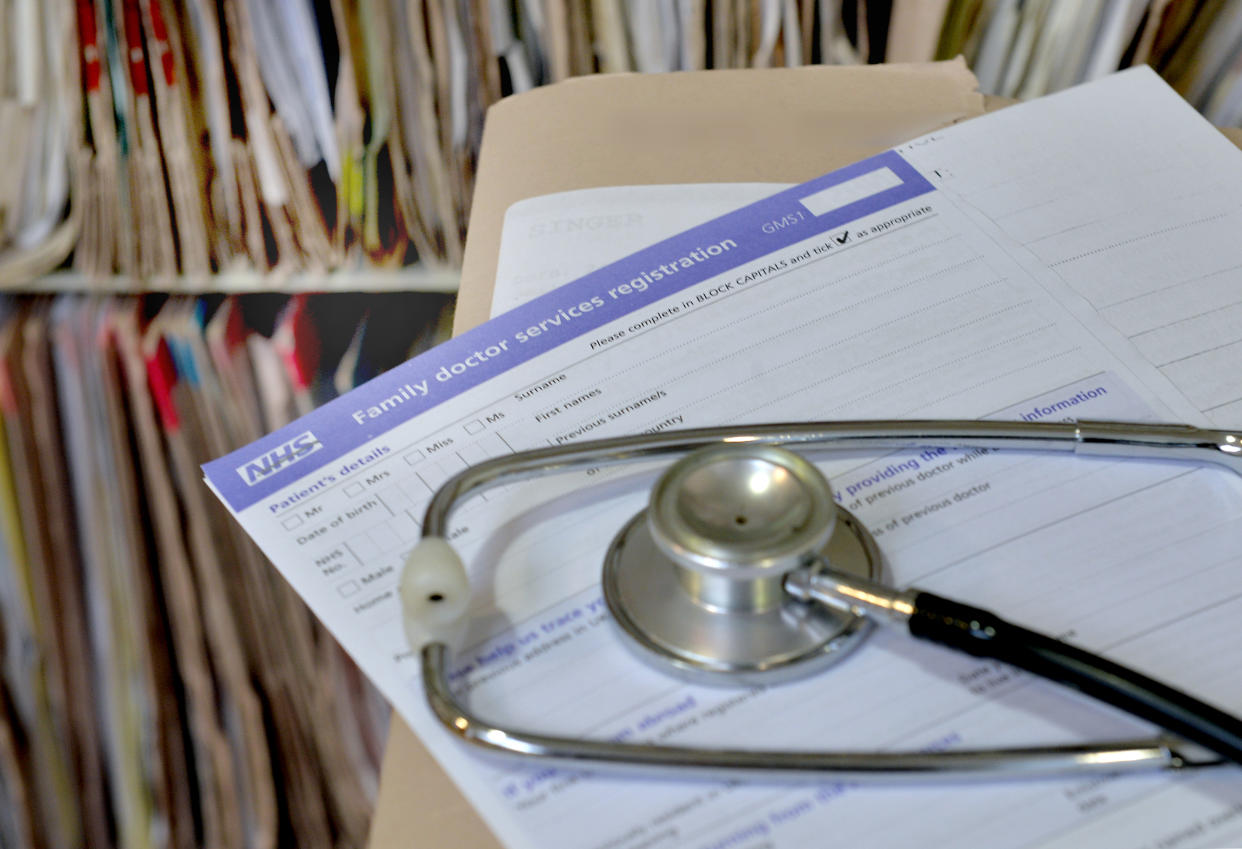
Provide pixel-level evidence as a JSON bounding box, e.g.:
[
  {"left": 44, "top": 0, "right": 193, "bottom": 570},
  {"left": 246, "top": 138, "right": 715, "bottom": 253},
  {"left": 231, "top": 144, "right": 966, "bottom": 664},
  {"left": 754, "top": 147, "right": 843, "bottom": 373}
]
[{"left": 400, "top": 418, "right": 1242, "bottom": 780}]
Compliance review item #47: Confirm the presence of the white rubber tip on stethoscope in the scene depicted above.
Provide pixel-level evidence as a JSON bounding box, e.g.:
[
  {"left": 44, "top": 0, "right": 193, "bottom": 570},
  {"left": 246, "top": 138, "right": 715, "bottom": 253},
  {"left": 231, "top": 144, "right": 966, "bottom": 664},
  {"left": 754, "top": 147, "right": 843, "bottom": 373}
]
[{"left": 400, "top": 537, "right": 471, "bottom": 652}]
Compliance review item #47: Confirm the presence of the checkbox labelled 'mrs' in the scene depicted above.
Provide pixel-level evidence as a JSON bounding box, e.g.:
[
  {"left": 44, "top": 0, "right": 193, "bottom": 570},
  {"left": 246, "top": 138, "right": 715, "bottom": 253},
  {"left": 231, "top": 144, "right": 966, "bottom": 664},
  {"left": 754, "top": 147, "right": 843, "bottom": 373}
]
[{"left": 344, "top": 482, "right": 365, "bottom": 497}]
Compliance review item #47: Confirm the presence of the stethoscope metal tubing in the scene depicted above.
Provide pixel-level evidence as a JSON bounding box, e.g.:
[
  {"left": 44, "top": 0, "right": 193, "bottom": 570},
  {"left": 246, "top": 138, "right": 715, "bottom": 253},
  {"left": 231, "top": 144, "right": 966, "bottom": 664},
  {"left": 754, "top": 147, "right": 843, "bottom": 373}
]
[
  {"left": 414, "top": 418, "right": 1242, "bottom": 780},
  {"left": 422, "top": 644, "right": 1220, "bottom": 780},
  {"left": 420, "top": 419, "right": 1242, "bottom": 536}
]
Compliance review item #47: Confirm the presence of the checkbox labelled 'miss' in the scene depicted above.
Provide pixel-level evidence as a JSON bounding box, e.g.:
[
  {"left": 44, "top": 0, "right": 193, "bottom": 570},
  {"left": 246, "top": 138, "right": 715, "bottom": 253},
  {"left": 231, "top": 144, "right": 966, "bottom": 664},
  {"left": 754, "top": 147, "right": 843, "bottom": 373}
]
[{"left": 337, "top": 580, "right": 360, "bottom": 598}]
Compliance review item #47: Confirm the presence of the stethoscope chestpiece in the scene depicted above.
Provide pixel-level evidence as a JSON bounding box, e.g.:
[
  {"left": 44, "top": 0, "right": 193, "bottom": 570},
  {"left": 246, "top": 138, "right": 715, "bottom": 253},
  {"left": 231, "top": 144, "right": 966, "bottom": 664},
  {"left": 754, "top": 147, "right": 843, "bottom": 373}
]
[
  {"left": 603, "top": 443, "right": 883, "bottom": 685},
  {"left": 408, "top": 419, "right": 1242, "bottom": 778}
]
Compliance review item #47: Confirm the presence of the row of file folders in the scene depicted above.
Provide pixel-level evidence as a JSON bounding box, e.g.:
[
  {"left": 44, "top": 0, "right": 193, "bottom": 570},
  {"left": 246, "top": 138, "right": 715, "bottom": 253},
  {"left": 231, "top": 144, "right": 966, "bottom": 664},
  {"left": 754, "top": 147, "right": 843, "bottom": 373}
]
[
  {"left": 9, "top": 0, "right": 1242, "bottom": 288},
  {"left": 0, "top": 292, "right": 453, "bottom": 849}
]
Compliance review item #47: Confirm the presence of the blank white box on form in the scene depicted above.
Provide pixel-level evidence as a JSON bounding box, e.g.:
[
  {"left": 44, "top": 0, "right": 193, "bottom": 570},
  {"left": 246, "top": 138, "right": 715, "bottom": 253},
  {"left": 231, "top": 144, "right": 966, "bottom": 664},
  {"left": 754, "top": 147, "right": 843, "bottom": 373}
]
[
  {"left": 455, "top": 439, "right": 495, "bottom": 464},
  {"left": 369, "top": 523, "right": 401, "bottom": 553},
  {"left": 800, "top": 167, "right": 903, "bottom": 216},
  {"left": 417, "top": 455, "right": 468, "bottom": 493},
  {"left": 344, "top": 482, "right": 365, "bottom": 497},
  {"left": 379, "top": 484, "right": 414, "bottom": 512},
  {"left": 347, "top": 533, "right": 381, "bottom": 561},
  {"left": 337, "top": 581, "right": 360, "bottom": 598},
  {"left": 464, "top": 420, "right": 485, "bottom": 435},
  {"left": 281, "top": 514, "right": 304, "bottom": 530},
  {"left": 390, "top": 511, "right": 420, "bottom": 541},
  {"left": 404, "top": 449, "right": 424, "bottom": 465}
]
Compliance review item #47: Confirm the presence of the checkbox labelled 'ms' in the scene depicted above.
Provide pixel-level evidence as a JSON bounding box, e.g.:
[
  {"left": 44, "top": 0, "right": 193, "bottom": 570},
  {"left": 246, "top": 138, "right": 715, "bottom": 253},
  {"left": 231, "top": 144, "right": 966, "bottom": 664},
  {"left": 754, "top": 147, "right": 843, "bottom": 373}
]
[
  {"left": 337, "top": 580, "right": 360, "bottom": 598},
  {"left": 344, "top": 482, "right": 365, "bottom": 497},
  {"left": 282, "top": 514, "right": 304, "bottom": 530},
  {"left": 464, "top": 420, "right": 485, "bottom": 435}
]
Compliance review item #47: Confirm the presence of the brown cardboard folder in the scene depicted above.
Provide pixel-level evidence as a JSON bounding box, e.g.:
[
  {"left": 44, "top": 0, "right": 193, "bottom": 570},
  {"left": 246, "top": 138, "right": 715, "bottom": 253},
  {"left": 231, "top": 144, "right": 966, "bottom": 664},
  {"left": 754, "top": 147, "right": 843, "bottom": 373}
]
[{"left": 368, "top": 60, "right": 985, "bottom": 849}]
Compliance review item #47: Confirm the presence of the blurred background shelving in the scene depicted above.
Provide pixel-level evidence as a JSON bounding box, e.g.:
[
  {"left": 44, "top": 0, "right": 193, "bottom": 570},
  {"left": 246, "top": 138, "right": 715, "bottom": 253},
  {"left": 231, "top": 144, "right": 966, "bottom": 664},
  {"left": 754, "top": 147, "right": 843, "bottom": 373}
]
[{"left": 4, "top": 2, "right": 1242, "bottom": 848}]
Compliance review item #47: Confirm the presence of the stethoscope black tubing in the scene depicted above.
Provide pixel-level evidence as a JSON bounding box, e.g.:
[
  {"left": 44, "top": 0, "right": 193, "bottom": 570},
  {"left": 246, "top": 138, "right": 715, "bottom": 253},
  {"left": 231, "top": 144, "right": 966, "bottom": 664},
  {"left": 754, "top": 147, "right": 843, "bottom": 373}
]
[{"left": 907, "top": 591, "right": 1242, "bottom": 766}]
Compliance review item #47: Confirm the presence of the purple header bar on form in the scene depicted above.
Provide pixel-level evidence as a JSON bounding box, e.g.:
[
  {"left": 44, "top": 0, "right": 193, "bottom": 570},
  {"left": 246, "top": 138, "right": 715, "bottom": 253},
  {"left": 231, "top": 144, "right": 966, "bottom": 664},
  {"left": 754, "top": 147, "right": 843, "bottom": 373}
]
[{"left": 203, "top": 149, "right": 934, "bottom": 511}]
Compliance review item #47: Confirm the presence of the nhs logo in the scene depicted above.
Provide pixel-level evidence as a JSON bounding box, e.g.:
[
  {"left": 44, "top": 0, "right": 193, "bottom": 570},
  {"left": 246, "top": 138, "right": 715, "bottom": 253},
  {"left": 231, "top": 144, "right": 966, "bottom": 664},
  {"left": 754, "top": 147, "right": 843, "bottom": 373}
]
[{"left": 236, "top": 431, "right": 322, "bottom": 486}]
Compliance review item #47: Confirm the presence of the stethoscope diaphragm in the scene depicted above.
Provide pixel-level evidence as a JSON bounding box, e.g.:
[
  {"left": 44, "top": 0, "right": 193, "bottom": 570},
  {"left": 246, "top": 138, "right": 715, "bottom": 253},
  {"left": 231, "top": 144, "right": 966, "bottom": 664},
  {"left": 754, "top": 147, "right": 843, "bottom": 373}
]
[{"left": 603, "top": 443, "right": 882, "bottom": 684}]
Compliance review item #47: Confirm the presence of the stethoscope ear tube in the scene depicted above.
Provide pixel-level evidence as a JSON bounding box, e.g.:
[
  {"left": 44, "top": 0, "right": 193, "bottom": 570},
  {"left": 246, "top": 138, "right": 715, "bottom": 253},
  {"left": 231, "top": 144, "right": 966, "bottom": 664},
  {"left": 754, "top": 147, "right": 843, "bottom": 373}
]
[
  {"left": 906, "top": 591, "right": 1242, "bottom": 765},
  {"left": 786, "top": 560, "right": 1242, "bottom": 766}
]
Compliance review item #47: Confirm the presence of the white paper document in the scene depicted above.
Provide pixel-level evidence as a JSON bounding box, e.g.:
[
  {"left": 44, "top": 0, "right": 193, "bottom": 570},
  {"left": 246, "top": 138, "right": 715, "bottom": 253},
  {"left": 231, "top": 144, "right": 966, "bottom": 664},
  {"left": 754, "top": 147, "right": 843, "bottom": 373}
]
[
  {"left": 491, "top": 183, "right": 783, "bottom": 315},
  {"left": 205, "top": 68, "right": 1242, "bottom": 849}
]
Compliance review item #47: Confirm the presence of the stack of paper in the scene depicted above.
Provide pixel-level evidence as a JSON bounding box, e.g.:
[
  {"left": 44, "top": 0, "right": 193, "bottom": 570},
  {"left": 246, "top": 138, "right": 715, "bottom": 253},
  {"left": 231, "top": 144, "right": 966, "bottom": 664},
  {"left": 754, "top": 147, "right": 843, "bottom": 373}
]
[
  {"left": 0, "top": 0, "right": 80, "bottom": 287},
  {"left": 12, "top": 1, "right": 1242, "bottom": 291},
  {"left": 931, "top": 0, "right": 1242, "bottom": 106},
  {"left": 206, "top": 68, "right": 1242, "bottom": 849},
  {"left": 0, "top": 292, "right": 453, "bottom": 848}
]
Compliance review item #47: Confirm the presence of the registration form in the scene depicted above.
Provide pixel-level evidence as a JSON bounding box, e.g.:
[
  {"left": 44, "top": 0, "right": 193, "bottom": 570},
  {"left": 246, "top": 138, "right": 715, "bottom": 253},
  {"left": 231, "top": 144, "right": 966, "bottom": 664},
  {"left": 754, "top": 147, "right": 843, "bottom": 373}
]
[{"left": 205, "top": 68, "right": 1242, "bottom": 849}]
